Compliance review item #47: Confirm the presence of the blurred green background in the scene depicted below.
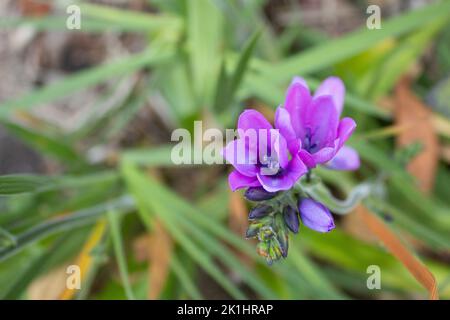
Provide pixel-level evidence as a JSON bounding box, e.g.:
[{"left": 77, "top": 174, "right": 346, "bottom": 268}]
[{"left": 0, "top": 0, "right": 449, "bottom": 300}]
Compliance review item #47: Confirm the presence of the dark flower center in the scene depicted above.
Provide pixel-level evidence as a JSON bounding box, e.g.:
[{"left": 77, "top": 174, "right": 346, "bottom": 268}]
[
  {"left": 259, "top": 154, "right": 283, "bottom": 176},
  {"left": 303, "top": 128, "right": 319, "bottom": 153}
]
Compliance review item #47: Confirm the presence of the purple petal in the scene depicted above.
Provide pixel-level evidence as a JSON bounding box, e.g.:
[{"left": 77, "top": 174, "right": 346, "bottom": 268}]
[
  {"left": 222, "top": 139, "right": 258, "bottom": 177},
  {"left": 290, "top": 76, "right": 309, "bottom": 90},
  {"left": 257, "top": 155, "right": 307, "bottom": 192},
  {"left": 305, "top": 96, "right": 339, "bottom": 149},
  {"left": 237, "top": 109, "right": 274, "bottom": 159},
  {"left": 326, "top": 146, "right": 360, "bottom": 171},
  {"left": 285, "top": 78, "right": 311, "bottom": 112},
  {"left": 336, "top": 117, "right": 356, "bottom": 148},
  {"left": 228, "top": 170, "right": 261, "bottom": 191},
  {"left": 298, "top": 149, "right": 316, "bottom": 168},
  {"left": 238, "top": 109, "right": 273, "bottom": 132},
  {"left": 310, "top": 143, "right": 338, "bottom": 165},
  {"left": 284, "top": 78, "right": 312, "bottom": 138},
  {"left": 274, "top": 106, "right": 302, "bottom": 160},
  {"left": 299, "top": 199, "right": 335, "bottom": 233},
  {"left": 270, "top": 129, "right": 289, "bottom": 169},
  {"left": 275, "top": 107, "right": 296, "bottom": 143},
  {"left": 314, "top": 76, "right": 345, "bottom": 116}
]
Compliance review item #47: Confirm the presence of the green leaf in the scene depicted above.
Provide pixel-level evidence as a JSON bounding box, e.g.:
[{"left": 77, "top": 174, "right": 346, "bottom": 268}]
[
  {"left": 288, "top": 245, "right": 345, "bottom": 299},
  {"left": 170, "top": 253, "right": 203, "bottom": 299},
  {"left": 0, "top": 196, "right": 133, "bottom": 262},
  {"left": 214, "top": 31, "right": 261, "bottom": 113},
  {"left": 107, "top": 210, "right": 135, "bottom": 300},
  {"left": 77, "top": 2, "right": 182, "bottom": 33},
  {"left": 121, "top": 145, "right": 174, "bottom": 166},
  {"left": 0, "top": 175, "right": 48, "bottom": 195},
  {"left": 187, "top": 0, "right": 223, "bottom": 106},
  {"left": 2, "top": 120, "right": 82, "bottom": 165},
  {"left": 1, "top": 233, "right": 75, "bottom": 299},
  {"left": 0, "top": 171, "right": 118, "bottom": 195},
  {"left": 0, "top": 227, "right": 17, "bottom": 248}
]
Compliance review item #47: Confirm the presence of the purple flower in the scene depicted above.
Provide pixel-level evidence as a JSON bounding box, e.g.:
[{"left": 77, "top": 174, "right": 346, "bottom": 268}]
[
  {"left": 278, "top": 76, "right": 360, "bottom": 170},
  {"left": 299, "top": 198, "right": 335, "bottom": 233},
  {"left": 222, "top": 110, "right": 307, "bottom": 192}
]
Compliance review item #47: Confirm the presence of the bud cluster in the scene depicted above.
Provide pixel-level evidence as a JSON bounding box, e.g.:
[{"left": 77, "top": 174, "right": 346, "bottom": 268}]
[
  {"left": 243, "top": 182, "right": 336, "bottom": 264},
  {"left": 244, "top": 187, "right": 298, "bottom": 265}
]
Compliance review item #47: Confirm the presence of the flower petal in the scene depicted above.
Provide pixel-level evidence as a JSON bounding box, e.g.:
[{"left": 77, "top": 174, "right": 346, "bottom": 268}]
[
  {"left": 305, "top": 95, "right": 339, "bottom": 149},
  {"left": 337, "top": 117, "right": 356, "bottom": 148},
  {"left": 270, "top": 129, "right": 289, "bottom": 169},
  {"left": 238, "top": 109, "right": 273, "bottom": 132},
  {"left": 314, "top": 76, "right": 345, "bottom": 116},
  {"left": 285, "top": 78, "right": 311, "bottom": 113},
  {"left": 275, "top": 106, "right": 296, "bottom": 143},
  {"left": 311, "top": 146, "right": 335, "bottom": 165},
  {"left": 228, "top": 170, "right": 261, "bottom": 191},
  {"left": 284, "top": 78, "right": 312, "bottom": 138},
  {"left": 222, "top": 139, "right": 258, "bottom": 177},
  {"left": 274, "top": 107, "right": 302, "bottom": 155},
  {"left": 298, "top": 149, "right": 316, "bottom": 168},
  {"left": 326, "top": 146, "right": 360, "bottom": 171},
  {"left": 290, "top": 76, "right": 309, "bottom": 90},
  {"left": 299, "top": 199, "right": 335, "bottom": 233}
]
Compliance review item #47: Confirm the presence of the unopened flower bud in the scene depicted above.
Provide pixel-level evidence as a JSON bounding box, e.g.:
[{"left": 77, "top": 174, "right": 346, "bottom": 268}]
[
  {"left": 299, "top": 199, "right": 335, "bottom": 233},
  {"left": 244, "top": 187, "right": 278, "bottom": 201},
  {"left": 248, "top": 205, "right": 273, "bottom": 220},
  {"left": 283, "top": 206, "right": 300, "bottom": 234},
  {"left": 245, "top": 223, "right": 260, "bottom": 239},
  {"left": 274, "top": 213, "right": 289, "bottom": 258}
]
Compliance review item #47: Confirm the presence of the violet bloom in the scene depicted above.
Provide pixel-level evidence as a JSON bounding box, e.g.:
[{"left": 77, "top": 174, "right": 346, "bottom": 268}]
[
  {"left": 277, "top": 76, "right": 360, "bottom": 170},
  {"left": 222, "top": 110, "right": 307, "bottom": 192},
  {"left": 299, "top": 198, "right": 335, "bottom": 233}
]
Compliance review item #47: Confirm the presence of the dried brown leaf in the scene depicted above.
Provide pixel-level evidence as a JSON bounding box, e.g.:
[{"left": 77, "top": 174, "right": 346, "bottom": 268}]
[
  {"left": 19, "top": 0, "right": 52, "bottom": 17},
  {"left": 356, "top": 205, "right": 439, "bottom": 300},
  {"left": 28, "top": 265, "right": 68, "bottom": 300},
  {"left": 147, "top": 220, "right": 173, "bottom": 300},
  {"left": 395, "top": 77, "right": 439, "bottom": 193},
  {"left": 228, "top": 190, "right": 254, "bottom": 268}
]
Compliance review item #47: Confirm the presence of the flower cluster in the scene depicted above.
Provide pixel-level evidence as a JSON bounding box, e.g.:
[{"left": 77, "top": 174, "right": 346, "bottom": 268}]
[{"left": 222, "top": 76, "right": 359, "bottom": 264}]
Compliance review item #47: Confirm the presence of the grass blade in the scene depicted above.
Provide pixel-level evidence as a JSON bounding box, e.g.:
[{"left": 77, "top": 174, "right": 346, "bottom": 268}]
[
  {"left": 107, "top": 210, "right": 135, "bottom": 300},
  {"left": 0, "top": 196, "right": 134, "bottom": 262}
]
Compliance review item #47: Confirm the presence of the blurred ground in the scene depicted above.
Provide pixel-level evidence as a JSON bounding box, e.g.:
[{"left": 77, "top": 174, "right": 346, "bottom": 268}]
[{"left": 0, "top": 0, "right": 434, "bottom": 174}]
